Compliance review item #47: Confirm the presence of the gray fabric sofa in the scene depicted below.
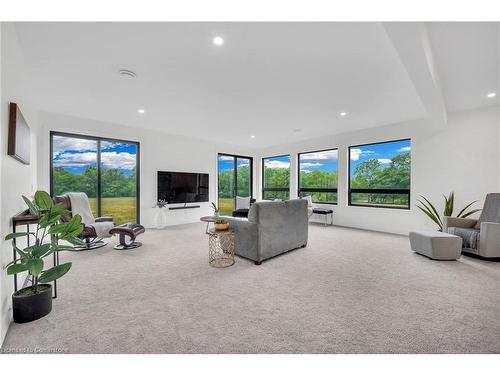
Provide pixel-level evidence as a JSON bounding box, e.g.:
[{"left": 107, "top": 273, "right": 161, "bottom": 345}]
[
  {"left": 225, "top": 199, "right": 308, "bottom": 264},
  {"left": 443, "top": 193, "right": 500, "bottom": 259}
]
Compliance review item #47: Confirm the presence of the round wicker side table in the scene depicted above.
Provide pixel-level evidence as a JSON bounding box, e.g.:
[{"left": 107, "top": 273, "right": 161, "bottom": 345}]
[{"left": 207, "top": 228, "right": 235, "bottom": 268}]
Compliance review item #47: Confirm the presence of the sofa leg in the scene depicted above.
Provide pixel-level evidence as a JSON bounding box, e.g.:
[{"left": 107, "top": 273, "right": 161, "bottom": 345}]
[{"left": 254, "top": 261, "right": 262, "bottom": 265}]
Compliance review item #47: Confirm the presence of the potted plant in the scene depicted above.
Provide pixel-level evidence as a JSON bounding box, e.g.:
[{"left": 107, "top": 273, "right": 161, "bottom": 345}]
[
  {"left": 416, "top": 192, "right": 481, "bottom": 231},
  {"left": 4, "top": 191, "right": 84, "bottom": 323},
  {"left": 214, "top": 219, "right": 229, "bottom": 231}
]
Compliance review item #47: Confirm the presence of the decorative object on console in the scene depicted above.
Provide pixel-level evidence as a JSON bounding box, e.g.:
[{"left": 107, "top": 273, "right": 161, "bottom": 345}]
[
  {"left": 8, "top": 102, "right": 31, "bottom": 165},
  {"left": 416, "top": 192, "right": 482, "bottom": 231},
  {"left": 153, "top": 199, "right": 168, "bottom": 229},
  {"left": 54, "top": 193, "right": 115, "bottom": 250},
  {"left": 210, "top": 202, "right": 219, "bottom": 218},
  {"left": 4, "top": 191, "right": 84, "bottom": 323},
  {"left": 443, "top": 193, "right": 500, "bottom": 259},
  {"left": 214, "top": 219, "right": 229, "bottom": 231}
]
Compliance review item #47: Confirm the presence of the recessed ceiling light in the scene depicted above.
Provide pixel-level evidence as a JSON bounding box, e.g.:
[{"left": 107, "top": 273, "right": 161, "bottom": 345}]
[
  {"left": 138, "top": 109, "right": 145, "bottom": 114},
  {"left": 119, "top": 69, "right": 136, "bottom": 79},
  {"left": 340, "top": 112, "right": 347, "bottom": 117},
  {"left": 487, "top": 92, "right": 496, "bottom": 98},
  {"left": 213, "top": 36, "right": 224, "bottom": 46},
  {"left": 250, "top": 135, "right": 255, "bottom": 139}
]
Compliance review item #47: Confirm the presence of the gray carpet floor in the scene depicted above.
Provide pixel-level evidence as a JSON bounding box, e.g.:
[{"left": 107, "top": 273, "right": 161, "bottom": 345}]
[{"left": 2, "top": 223, "right": 500, "bottom": 353}]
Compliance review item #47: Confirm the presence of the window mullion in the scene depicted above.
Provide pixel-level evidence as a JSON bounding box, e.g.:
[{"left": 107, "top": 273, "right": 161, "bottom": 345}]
[{"left": 96, "top": 138, "right": 102, "bottom": 218}]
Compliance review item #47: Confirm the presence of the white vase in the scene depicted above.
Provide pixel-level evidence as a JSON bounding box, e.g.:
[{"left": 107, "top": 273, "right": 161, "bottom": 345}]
[{"left": 154, "top": 207, "right": 167, "bottom": 229}]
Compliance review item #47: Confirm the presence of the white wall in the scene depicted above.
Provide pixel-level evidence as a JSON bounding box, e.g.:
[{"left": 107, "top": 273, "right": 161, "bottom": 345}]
[
  {"left": 255, "top": 105, "right": 500, "bottom": 234},
  {"left": 0, "top": 23, "right": 39, "bottom": 346},
  {"left": 37, "top": 111, "right": 257, "bottom": 228}
]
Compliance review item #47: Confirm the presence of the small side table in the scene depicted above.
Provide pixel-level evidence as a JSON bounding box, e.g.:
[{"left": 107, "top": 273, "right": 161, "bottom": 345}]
[
  {"left": 207, "top": 228, "right": 235, "bottom": 268},
  {"left": 200, "top": 216, "right": 217, "bottom": 234}
]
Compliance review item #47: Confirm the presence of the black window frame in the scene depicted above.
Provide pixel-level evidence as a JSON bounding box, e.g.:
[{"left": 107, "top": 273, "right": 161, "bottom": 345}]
[
  {"left": 297, "top": 147, "right": 338, "bottom": 205},
  {"left": 348, "top": 138, "right": 411, "bottom": 210},
  {"left": 50, "top": 131, "right": 141, "bottom": 223},
  {"left": 261, "top": 154, "right": 291, "bottom": 200},
  {"left": 217, "top": 153, "right": 254, "bottom": 209}
]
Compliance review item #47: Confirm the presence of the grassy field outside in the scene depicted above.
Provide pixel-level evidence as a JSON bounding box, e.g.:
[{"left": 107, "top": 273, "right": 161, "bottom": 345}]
[
  {"left": 350, "top": 193, "right": 409, "bottom": 209},
  {"left": 218, "top": 198, "right": 234, "bottom": 215},
  {"left": 88, "top": 197, "right": 137, "bottom": 224},
  {"left": 350, "top": 200, "right": 408, "bottom": 209}
]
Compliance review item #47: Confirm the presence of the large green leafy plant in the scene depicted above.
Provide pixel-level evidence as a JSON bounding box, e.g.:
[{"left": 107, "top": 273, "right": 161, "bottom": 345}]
[
  {"left": 417, "top": 192, "right": 482, "bottom": 231},
  {"left": 4, "top": 191, "right": 84, "bottom": 295}
]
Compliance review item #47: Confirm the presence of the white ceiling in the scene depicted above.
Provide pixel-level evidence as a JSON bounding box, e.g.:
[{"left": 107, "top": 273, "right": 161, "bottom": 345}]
[
  {"left": 427, "top": 22, "right": 500, "bottom": 113},
  {"left": 12, "top": 22, "right": 499, "bottom": 148}
]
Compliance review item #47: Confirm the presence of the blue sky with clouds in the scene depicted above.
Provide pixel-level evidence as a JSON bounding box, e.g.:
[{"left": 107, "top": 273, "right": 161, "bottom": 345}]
[
  {"left": 218, "top": 154, "right": 251, "bottom": 172},
  {"left": 52, "top": 136, "right": 137, "bottom": 175},
  {"left": 349, "top": 139, "right": 411, "bottom": 176},
  {"left": 299, "top": 149, "right": 338, "bottom": 173},
  {"left": 263, "top": 155, "right": 291, "bottom": 170}
]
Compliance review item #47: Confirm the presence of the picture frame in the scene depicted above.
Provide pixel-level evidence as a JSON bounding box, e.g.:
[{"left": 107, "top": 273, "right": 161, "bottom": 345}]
[{"left": 8, "top": 102, "right": 31, "bottom": 165}]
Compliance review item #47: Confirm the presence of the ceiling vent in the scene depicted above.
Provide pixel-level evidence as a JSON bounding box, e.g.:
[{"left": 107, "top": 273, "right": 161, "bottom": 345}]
[{"left": 119, "top": 69, "right": 137, "bottom": 79}]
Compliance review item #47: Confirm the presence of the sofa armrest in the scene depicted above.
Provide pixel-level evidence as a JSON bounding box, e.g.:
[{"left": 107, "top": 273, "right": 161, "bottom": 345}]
[
  {"left": 224, "top": 217, "right": 260, "bottom": 262},
  {"left": 95, "top": 216, "right": 113, "bottom": 223},
  {"left": 443, "top": 216, "right": 477, "bottom": 232},
  {"left": 479, "top": 222, "right": 500, "bottom": 257}
]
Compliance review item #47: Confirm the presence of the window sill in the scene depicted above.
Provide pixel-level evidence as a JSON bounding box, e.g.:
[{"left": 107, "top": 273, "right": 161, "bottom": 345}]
[{"left": 348, "top": 203, "right": 411, "bottom": 210}]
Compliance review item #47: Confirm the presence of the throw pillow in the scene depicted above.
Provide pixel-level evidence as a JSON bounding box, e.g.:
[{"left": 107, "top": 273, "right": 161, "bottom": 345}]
[{"left": 235, "top": 196, "right": 251, "bottom": 210}]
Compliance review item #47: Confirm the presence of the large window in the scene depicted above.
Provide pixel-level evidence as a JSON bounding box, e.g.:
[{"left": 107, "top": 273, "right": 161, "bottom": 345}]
[
  {"left": 298, "top": 148, "right": 338, "bottom": 204},
  {"left": 217, "top": 154, "right": 253, "bottom": 215},
  {"left": 349, "top": 139, "right": 411, "bottom": 209},
  {"left": 50, "top": 132, "right": 140, "bottom": 224},
  {"left": 262, "top": 155, "right": 290, "bottom": 200}
]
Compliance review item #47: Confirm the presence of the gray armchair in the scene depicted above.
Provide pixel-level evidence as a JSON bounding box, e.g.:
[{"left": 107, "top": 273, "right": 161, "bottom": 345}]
[
  {"left": 225, "top": 199, "right": 308, "bottom": 264},
  {"left": 443, "top": 193, "right": 500, "bottom": 259}
]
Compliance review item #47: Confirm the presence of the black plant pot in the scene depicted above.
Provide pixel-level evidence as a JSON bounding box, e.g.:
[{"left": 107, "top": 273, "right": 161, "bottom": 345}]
[{"left": 12, "top": 284, "right": 52, "bottom": 323}]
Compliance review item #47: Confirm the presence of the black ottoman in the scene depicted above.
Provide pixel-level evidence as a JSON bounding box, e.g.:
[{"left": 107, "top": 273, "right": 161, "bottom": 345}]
[
  {"left": 312, "top": 208, "right": 334, "bottom": 226},
  {"left": 232, "top": 209, "right": 250, "bottom": 218},
  {"left": 109, "top": 223, "right": 145, "bottom": 250}
]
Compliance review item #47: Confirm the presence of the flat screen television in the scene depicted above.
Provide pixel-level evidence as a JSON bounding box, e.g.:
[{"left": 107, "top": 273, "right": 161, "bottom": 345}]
[{"left": 157, "top": 171, "right": 209, "bottom": 204}]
